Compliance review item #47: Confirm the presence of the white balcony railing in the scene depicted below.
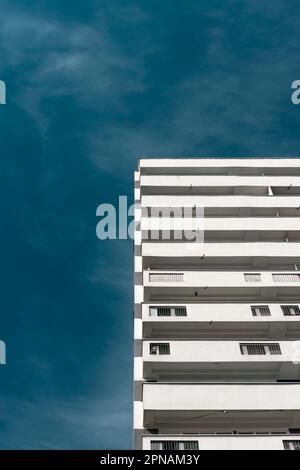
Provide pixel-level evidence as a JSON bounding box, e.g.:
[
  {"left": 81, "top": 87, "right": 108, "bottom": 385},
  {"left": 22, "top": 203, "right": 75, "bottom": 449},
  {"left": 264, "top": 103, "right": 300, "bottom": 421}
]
[
  {"left": 149, "top": 273, "right": 184, "bottom": 282},
  {"left": 244, "top": 273, "right": 262, "bottom": 282},
  {"left": 272, "top": 273, "right": 300, "bottom": 282}
]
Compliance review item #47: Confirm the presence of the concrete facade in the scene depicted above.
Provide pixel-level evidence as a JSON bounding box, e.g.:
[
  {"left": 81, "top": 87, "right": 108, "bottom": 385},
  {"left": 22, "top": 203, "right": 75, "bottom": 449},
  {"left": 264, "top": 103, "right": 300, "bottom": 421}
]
[{"left": 133, "top": 158, "right": 300, "bottom": 450}]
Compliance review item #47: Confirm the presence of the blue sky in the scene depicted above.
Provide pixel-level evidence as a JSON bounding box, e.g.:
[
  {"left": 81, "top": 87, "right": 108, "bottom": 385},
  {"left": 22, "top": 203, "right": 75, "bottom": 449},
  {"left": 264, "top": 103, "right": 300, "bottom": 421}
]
[{"left": 0, "top": 0, "right": 300, "bottom": 449}]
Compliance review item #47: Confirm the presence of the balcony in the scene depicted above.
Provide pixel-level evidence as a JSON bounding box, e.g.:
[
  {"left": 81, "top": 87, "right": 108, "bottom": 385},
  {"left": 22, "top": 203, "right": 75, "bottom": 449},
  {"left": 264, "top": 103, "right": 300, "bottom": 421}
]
[
  {"left": 142, "top": 242, "right": 300, "bottom": 260},
  {"left": 139, "top": 158, "right": 300, "bottom": 175},
  {"left": 145, "top": 270, "right": 300, "bottom": 286},
  {"left": 141, "top": 216, "right": 300, "bottom": 235},
  {"left": 142, "top": 303, "right": 300, "bottom": 339},
  {"left": 141, "top": 195, "right": 300, "bottom": 210},
  {"left": 143, "top": 270, "right": 300, "bottom": 302},
  {"left": 143, "top": 340, "right": 300, "bottom": 381},
  {"left": 141, "top": 217, "right": 300, "bottom": 244},
  {"left": 142, "top": 434, "right": 300, "bottom": 450},
  {"left": 143, "top": 383, "right": 300, "bottom": 433},
  {"left": 142, "top": 243, "right": 300, "bottom": 270},
  {"left": 140, "top": 175, "right": 300, "bottom": 196}
]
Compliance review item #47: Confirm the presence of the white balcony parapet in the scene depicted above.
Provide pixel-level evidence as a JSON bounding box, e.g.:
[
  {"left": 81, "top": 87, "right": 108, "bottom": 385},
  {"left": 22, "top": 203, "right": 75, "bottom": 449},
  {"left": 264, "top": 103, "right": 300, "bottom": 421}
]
[
  {"left": 143, "top": 340, "right": 297, "bottom": 363},
  {"left": 142, "top": 435, "right": 300, "bottom": 450},
  {"left": 139, "top": 158, "right": 300, "bottom": 170},
  {"left": 143, "top": 383, "right": 300, "bottom": 411},
  {"left": 140, "top": 175, "right": 300, "bottom": 188},
  {"left": 144, "top": 270, "right": 300, "bottom": 287},
  {"left": 149, "top": 273, "right": 184, "bottom": 282},
  {"left": 142, "top": 303, "right": 300, "bottom": 323},
  {"left": 142, "top": 195, "right": 300, "bottom": 208},
  {"left": 142, "top": 242, "right": 300, "bottom": 258},
  {"left": 141, "top": 217, "right": 300, "bottom": 232}
]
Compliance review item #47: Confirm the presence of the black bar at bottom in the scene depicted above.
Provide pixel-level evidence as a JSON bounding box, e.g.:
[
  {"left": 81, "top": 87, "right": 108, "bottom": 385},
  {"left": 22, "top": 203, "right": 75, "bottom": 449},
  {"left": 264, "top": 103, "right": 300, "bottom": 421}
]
[{"left": 0, "top": 450, "right": 297, "bottom": 466}]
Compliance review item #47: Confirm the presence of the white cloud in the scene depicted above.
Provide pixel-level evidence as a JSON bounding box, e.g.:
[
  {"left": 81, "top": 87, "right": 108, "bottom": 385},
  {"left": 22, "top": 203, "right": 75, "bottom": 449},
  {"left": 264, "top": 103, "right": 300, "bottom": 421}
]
[
  {"left": 0, "top": 394, "right": 131, "bottom": 449},
  {"left": 0, "top": 5, "right": 150, "bottom": 129}
]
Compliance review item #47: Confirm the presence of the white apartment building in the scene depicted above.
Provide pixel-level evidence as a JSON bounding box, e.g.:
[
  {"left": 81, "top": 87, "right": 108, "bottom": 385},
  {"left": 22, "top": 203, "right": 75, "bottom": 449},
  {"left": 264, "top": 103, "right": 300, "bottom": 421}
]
[{"left": 133, "top": 158, "right": 300, "bottom": 450}]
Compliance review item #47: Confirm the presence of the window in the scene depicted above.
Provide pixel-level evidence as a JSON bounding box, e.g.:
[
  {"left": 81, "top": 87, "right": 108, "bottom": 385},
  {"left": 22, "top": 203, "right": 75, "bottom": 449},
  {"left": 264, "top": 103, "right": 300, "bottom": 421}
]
[
  {"left": 240, "top": 343, "right": 281, "bottom": 355},
  {"left": 151, "top": 441, "right": 199, "bottom": 450},
  {"left": 251, "top": 306, "right": 271, "bottom": 317},
  {"left": 149, "top": 273, "right": 184, "bottom": 282},
  {"left": 283, "top": 440, "right": 300, "bottom": 450},
  {"left": 272, "top": 273, "right": 300, "bottom": 282},
  {"left": 244, "top": 273, "right": 261, "bottom": 282},
  {"left": 150, "top": 343, "right": 170, "bottom": 355},
  {"left": 149, "top": 306, "right": 187, "bottom": 317},
  {"left": 281, "top": 305, "right": 300, "bottom": 316}
]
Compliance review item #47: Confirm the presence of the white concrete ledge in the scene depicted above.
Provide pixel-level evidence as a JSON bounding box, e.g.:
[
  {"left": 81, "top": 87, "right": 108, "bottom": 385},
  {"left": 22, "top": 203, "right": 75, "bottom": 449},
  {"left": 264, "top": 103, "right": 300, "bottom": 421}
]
[
  {"left": 141, "top": 217, "right": 300, "bottom": 231},
  {"left": 139, "top": 158, "right": 300, "bottom": 169},
  {"left": 142, "top": 195, "right": 300, "bottom": 207},
  {"left": 143, "top": 383, "right": 300, "bottom": 410},
  {"left": 142, "top": 434, "right": 300, "bottom": 450},
  {"left": 142, "top": 242, "right": 300, "bottom": 258},
  {"left": 141, "top": 175, "right": 300, "bottom": 187}
]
